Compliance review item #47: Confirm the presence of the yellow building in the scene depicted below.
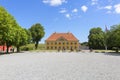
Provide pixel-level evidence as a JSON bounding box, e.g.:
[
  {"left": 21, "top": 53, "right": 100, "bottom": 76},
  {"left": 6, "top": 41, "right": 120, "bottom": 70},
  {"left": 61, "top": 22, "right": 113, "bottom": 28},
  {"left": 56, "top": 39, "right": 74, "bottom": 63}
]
[{"left": 45, "top": 32, "right": 80, "bottom": 51}]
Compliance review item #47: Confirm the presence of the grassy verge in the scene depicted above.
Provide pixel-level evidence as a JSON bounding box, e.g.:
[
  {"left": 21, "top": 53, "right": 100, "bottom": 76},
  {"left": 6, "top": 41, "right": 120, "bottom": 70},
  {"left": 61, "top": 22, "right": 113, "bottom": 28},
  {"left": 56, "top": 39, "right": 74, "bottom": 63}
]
[
  {"left": 93, "top": 50, "right": 117, "bottom": 53},
  {"left": 20, "top": 43, "right": 46, "bottom": 51},
  {"left": 20, "top": 44, "right": 119, "bottom": 53}
]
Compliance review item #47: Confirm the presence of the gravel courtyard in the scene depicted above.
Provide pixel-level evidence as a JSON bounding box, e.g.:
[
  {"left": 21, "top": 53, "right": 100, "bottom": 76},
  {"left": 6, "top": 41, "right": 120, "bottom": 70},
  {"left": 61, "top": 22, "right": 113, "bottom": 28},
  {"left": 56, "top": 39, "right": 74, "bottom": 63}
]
[{"left": 0, "top": 52, "right": 120, "bottom": 80}]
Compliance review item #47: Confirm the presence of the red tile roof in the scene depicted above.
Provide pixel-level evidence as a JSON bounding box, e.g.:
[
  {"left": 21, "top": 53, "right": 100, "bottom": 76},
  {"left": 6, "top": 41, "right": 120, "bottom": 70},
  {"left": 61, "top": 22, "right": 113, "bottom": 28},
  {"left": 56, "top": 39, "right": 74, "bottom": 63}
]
[{"left": 46, "top": 32, "right": 79, "bottom": 41}]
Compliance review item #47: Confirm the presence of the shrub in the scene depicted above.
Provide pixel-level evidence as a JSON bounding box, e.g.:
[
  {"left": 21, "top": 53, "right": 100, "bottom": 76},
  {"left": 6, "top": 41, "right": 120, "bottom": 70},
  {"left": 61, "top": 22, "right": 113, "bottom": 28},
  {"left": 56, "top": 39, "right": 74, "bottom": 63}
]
[
  {"left": 112, "top": 47, "right": 119, "bottom": 53},
  {"left": 20, "top": 43, "right": 46, "bottom": 51}
]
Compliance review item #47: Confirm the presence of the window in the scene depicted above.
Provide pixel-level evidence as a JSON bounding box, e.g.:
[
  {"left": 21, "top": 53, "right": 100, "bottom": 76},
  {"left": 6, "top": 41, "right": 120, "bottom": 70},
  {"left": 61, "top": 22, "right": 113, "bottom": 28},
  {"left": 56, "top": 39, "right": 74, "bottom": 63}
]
[
  {"left": 67, "top": 42, "right": 69, "bottom": 45},
  {"left": 47, "top": 47, "right": 49, "bottom": 49},
  {"left": 55, "top": 46, "right": 57, "bottom": 49},
  {"left": 51, "top": 42, "right": 53, "bottom": 45},
  {"left": 51, "top": 46, "right": 53, "bottom": 49},
  {"left": 75, "top": 46, "right": 77, "bottom": 49},
  {"left": 59, "top": 42, "right": 61, "bottom": 45},
  {"left": 59, "top": 46, "right": 61, "bottom": 49},
  {"left": 67, "top": 46, "right": 69, "bottom": 49},
  {"left": 55, "top": 42, "right": 57, "bottom": 45},
  {"left": 74, "top": 42, "right": 77, "bottom": 45}
]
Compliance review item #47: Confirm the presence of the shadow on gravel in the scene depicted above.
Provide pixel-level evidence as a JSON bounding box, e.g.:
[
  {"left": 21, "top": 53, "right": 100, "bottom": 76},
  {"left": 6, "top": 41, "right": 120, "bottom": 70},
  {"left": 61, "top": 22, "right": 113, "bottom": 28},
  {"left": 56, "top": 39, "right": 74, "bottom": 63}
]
[
  {"left": 0, "top": 52, "right": 25, "bottom": 56},
  {"left": 0, "top": 52, "right": 13, "bottom": 56},
  {"left": 103, "top": 52, "right": 120, "bottom": 56}
]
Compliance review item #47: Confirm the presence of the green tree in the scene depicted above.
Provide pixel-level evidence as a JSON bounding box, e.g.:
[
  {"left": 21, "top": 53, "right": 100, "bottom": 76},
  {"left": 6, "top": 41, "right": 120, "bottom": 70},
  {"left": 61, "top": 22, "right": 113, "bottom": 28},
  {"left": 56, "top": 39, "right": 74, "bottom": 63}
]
[
  {"left": 107, "top": 24, "right": 120, "bottom": 52},
  {"left": 0, "top": 6, "right": 18, "bottom": 53},
  {"left": 24, "top": 28, "right": 32, "bottom": 44},
  {"left": 14, "top": 27, "right": 29, "bottom": 52},
  {"left": 81, "top": 42, "right": 88, "bottom": 46},
  {"left": 29, "top": 23, "right": 45, "bottom": 49},
  {"left": 88, "top": 27, "right": 104, "bottom": 49}
]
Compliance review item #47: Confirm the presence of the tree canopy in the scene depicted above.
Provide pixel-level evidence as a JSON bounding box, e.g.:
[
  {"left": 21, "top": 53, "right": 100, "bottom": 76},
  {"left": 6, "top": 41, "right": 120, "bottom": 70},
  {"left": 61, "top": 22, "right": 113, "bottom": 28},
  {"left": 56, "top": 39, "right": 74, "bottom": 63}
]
[
  {"left": 0, "top": 6, "right": 19, "bottom": 52},
  {"left": 88, "top": 27, "right": 104, "bottom": 49},
  {"left": 13, "top": 27, "right": 29, "bottom": 52},
  {"left": 107, "top": 24, "right": 120, "bottom": 52},
  {"left": 0, "top": 6, "right": 29, "bottom": 53},
  {"left": 29, "top": 23, "right": 45, "bottom": 49}
]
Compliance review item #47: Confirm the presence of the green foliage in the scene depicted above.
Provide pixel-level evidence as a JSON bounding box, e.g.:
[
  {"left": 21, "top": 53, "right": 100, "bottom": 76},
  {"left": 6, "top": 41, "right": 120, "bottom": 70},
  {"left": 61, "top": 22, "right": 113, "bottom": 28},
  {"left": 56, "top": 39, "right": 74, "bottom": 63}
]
[
  {"left": 20, "top": 44, "right": 34, "bottom": 51},
  {"left": 0, "top": 6, "right": 30, "bottom": 53},
  {"left": 24, "top": 28, "right": 32, "bottom": 44},
  {"left": 81, "top": 42, "right": 88, "bottom": 46},
  {"left": 112, "top": 47, "right": 119, "bottom": 53},
  {"left": 88, "top": 27, "right": 105, "bottom": 49},
  {"left": 29, "top": 23, "right": 45, "bottom": 49},
  {"left": 14, "top": 28, "right": 29, "bottom": 52},
  {"left": 107, "top": 24, "right": 120, "bottom": 52},
  {"left": 0, "top": 6, "right": 19, "bottom": 53},
  {"left": 20, "top": 43, "right": 46, "bottom": 51}
]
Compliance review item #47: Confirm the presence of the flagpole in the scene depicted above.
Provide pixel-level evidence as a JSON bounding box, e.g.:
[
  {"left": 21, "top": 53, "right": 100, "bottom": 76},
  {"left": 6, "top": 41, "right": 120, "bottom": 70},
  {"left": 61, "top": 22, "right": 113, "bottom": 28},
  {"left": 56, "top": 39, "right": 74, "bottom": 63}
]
[{"left": 105, "top": 25, "right": 108, "bottom": 53}]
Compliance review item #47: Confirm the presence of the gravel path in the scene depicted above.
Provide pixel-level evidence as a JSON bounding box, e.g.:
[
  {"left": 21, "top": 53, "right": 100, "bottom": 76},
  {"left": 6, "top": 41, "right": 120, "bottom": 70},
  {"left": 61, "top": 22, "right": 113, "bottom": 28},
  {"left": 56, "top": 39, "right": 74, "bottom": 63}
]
[{"left": 0, "top": 52, "right": 120, "bottom": 80}]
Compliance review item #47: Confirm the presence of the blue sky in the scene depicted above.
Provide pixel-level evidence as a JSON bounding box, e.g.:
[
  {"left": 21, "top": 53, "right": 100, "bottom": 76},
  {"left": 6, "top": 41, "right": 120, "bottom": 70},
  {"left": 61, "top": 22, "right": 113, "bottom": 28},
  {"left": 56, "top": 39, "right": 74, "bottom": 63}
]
[{"left": 0, "top": 0, "right": 120, "bottom": 43}]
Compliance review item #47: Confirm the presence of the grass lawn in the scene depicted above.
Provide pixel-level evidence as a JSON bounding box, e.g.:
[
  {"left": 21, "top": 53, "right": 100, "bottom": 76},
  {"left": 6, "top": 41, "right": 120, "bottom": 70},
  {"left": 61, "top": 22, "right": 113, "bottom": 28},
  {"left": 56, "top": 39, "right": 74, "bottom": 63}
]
[{"left": 20, "top": 43, "right": 120, "bottom": 53}]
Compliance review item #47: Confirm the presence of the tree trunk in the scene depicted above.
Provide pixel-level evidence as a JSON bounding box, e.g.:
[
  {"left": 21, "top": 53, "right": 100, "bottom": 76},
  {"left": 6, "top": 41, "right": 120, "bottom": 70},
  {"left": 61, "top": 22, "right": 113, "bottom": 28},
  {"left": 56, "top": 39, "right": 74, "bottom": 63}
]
[
  {"left": 35, "top": 41, "right": 39, "bottom": 49},
  {"left": 17, "top": 46, "right": 20, "bottom": 52},
  {"left": 6, "top": 45, "right": 9, "bottom": 53},
  {"left": 3, "top": 46, "right": 5, "bottom": 51},
  {"left": 116, "top": 48, "right": 119, "bottom": 53}
]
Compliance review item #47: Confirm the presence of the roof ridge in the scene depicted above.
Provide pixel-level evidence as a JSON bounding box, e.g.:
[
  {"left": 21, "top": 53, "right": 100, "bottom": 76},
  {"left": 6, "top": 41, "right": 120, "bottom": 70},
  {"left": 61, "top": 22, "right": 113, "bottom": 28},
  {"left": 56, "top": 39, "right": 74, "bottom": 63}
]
[{"left": 46, "top": 32, "right": 78, "bottom": 41}]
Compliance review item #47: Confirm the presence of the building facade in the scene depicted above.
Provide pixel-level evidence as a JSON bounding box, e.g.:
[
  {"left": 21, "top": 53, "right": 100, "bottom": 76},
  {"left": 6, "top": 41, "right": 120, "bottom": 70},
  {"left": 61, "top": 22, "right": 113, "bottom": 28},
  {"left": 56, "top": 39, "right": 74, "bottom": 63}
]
[{"left": 45, "top": 32, "right": 80, "bottom": 51}]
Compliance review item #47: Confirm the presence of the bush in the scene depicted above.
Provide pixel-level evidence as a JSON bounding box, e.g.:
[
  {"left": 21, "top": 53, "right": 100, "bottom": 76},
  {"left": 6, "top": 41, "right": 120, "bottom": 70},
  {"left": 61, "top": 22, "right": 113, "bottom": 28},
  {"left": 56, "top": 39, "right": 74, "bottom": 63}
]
[
  {"left": 112, "top": 47, "right": 119, "bottom": 53},
  {"left": 20, "top": 43, "right": 46, "bottom": 51},
  {"left": 101, "top": 51, "right": 105, "bottom": 53},
  {"left": 21, "top": 46, "right": 33, "bottom": 51},
  {"left": 95, "top": 51, "right": 99, "bottom": 53}
]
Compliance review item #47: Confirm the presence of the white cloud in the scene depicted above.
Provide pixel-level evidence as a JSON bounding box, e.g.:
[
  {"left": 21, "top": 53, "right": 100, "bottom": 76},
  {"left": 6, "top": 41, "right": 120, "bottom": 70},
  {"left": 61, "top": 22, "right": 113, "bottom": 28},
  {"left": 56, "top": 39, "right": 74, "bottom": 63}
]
[
  {"left": 72, "top": 8, "right": 78, "bottom": 13},
  {"left": 114, "top": 4, "right": 120, "bottom": 14},
  {"left": 65, "top": 13, "right": 71, "bottom": 19},
  {"left": 104, "top": 5, "right": 112, "bottom": 10},
  {"left": 59, "top": 8, "right": 67, "bottom": 13},
  {"left": 98, "top": 5, "right": 112, "bottom": 10},
  {"left": 59, "top": 8, "right": 80, "bottom": 19},
  {"left": 43, "top": 0, "right": 67, "bottom": 6},
  {"left": 106, "top": 11, "right": 112, "bottom": 14},
  {"left": 91, "top": 0, "right": 98, "bottom": 5},
  {"left": 81, "top": 5, "right": 88, "bottom": 12},
  {"left": 97, "top": 5, "right": 113, "bottom": 14}
]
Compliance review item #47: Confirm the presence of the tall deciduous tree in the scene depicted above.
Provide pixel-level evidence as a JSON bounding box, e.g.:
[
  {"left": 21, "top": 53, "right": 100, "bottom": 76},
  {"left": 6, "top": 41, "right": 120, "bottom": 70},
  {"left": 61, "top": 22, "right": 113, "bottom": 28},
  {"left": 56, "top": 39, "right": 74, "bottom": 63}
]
[
  {"left": 14, "top": 27, "right": 29, "bottom": 52},
  {"left": 0, "top": 6, "right": 18, "bottom": 53},
  {"left": 107, "top": 24, "right": 120, "bottom": 52},
  {"left": 29, "top": 23, "right": 45, "bottom": 49},
  {"left": 24, "top": 28, "right": 32, "bottom": 44},
  {"left": 88, "top": 27, "right": 104, "bottom": 49}
]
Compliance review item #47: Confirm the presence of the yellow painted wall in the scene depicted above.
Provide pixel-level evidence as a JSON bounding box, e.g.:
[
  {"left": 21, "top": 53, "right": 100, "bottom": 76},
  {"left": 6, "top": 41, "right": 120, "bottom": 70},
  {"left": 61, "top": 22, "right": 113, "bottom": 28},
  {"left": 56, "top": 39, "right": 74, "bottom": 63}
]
[{"left": 46, "top": 41, "right": 79, "bottom": 50}]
